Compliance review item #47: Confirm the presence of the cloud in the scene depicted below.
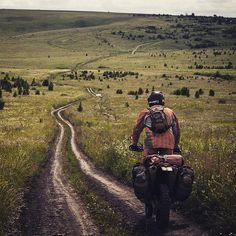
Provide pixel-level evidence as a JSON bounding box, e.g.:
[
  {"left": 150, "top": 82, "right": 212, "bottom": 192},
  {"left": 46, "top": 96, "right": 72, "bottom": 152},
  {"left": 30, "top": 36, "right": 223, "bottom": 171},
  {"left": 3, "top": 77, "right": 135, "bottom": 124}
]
[{"left": 0, "top": 0, "right": 235, "bottom": 17}]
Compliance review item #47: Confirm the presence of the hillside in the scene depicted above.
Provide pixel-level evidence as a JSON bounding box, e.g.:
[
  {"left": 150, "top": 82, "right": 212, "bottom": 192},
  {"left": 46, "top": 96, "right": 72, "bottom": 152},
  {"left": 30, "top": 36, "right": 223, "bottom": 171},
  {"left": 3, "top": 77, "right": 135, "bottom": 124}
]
[{"left": 0, "top": 9, "right": 236, "bottom": 236}]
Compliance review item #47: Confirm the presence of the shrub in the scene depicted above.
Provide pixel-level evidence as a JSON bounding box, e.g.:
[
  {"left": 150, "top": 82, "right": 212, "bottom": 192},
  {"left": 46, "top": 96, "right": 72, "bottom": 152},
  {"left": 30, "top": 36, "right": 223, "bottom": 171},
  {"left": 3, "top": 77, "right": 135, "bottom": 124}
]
[
  {"left": 145, "top": 88, "right": 149, "bottom": 94},
  {"left": 173, "top": 89, "right": 181, "bottom": 95},
  {"left": 42, "top": 79, "right": 49, "bottom": 86},
  {"left": 209, "top": 89, "right": 215, "bottom": 96},
  {"left": 0, "top": 89, "right": 2, "bottom": 98},
  {"left": 13, "top": 91, "right": 17, "bottom": 97},
  {"left": 0, "top": 99, "right": 5, "bottom": 110},
  {"left": 198, "top": 88, "right": 204, "bottom": 95},
  {"left": 138, "top": 88, "right": 143, "bottom": 95},
  {"left": 195, "top": 91, "right": 200, "bottom": 98},
  {"left": 135, "top": 94, "right": 138, "bottom": 100},
  {"left": 128, "top": 90, "right": 137, "bottom": 96},
  {"left": 116, "top": 89, "right": 123, "bottom": 94},
  {"left": 173, "top": 87, "right": 190, "bottom": 97},
  {"left": 218, "top": 99, "right": 226, "bottom": 104},
  {"left": 125, "top": 102, "right": 129, "bottom": 107},
  {"left": 181, "top": 87, "right": 190, "bottom": 97},
  {"left": 107, "top": 85, "right": 110, "bottom": 89},
  {"left": 77, "top": 102, "right": 83, "bottom": 112},
  {"left": 35, "top": 90, "right": 40, "bottom": 95},
  {"left": 48, "top": 82, "right": 54, "bottom": 91}
]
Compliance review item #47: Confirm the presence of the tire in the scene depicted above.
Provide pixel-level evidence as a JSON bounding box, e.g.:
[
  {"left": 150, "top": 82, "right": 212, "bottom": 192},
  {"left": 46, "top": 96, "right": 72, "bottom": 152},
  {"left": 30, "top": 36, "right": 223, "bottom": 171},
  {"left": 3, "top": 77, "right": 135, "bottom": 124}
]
[{"left": 156, "top": 184, "right": 171, "bottom": 229}]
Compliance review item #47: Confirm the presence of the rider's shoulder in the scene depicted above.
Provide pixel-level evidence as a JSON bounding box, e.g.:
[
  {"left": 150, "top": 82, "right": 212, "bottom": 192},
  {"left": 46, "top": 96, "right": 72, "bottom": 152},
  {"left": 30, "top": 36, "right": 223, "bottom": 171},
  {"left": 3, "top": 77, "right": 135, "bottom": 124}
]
[{"left": 163, "top": 107, "right": 175, "bottom": 115}]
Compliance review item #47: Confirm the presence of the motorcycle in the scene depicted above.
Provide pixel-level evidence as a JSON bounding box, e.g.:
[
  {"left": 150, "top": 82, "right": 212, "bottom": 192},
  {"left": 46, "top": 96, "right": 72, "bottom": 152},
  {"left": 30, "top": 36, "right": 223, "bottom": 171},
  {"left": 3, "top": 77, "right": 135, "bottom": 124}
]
[{"left": 130, "top": 145, "right": 193, "bottom": 229}]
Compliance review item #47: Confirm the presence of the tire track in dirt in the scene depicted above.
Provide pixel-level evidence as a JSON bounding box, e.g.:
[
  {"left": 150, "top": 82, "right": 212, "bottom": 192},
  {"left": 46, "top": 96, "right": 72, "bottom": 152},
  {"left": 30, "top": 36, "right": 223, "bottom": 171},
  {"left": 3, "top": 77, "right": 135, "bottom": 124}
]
[
  {"left": 51, "top": 106, "right": 100, "bottom": 236},
  {"left": 57, "top": 104, "right": 208, "bottom": 236},
  {"left": 18, "top": 103, "right": 100, "bottom": 236}
]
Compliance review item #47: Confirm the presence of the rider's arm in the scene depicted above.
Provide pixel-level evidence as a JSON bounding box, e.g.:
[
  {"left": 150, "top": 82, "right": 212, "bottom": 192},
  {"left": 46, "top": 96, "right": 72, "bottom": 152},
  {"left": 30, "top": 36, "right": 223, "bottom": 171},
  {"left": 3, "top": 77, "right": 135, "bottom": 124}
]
[
  {"left": 131, "top": 110, "right": 147, "bottom": 145},
  {"left": 172, "top": 113, "right": 180, "bottom": 146}
]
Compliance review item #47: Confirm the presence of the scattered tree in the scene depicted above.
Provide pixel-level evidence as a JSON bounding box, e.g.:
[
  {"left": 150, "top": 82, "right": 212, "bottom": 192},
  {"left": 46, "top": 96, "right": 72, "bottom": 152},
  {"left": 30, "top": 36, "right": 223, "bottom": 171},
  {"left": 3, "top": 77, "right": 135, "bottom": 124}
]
[
  {"left": 198, "top": 88, "right": 204, "bottom": 95},
  {"left": 195, "top": 91, "right": 200, "bottom": 98},
  {"left": 116, "top": 89, "right": 123, "bottom": 94},
  {"left": 77, "top": 102, "right": 83, "bottom": 112},
  {"left": 138, "top": 88, "right": 143, "bottom": 95},
  {"left": 209, "top": 89, "right": 215, "bottom": 96}
]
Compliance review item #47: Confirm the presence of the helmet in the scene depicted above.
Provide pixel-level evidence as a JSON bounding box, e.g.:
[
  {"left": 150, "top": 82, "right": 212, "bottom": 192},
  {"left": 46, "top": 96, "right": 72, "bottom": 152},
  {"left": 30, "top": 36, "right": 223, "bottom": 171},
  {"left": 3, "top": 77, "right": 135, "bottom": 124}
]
[{"left": 147, "top": 91, "right": 165, "bottom": 106}]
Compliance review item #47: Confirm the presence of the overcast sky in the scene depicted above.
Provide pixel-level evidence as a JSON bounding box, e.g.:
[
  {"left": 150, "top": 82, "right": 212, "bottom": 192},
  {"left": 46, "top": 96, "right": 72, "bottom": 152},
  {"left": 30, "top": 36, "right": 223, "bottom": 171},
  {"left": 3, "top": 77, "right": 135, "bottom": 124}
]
[{"left": 0, "top": 0, "right": 235, "bottom": 17}]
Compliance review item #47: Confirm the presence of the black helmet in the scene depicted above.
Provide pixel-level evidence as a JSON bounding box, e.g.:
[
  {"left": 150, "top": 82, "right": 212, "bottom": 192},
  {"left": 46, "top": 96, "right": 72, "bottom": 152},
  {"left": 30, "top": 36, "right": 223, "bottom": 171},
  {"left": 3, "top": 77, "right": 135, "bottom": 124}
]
[{"left": 147, "top": 91, "right": 165, "bottom": 106}]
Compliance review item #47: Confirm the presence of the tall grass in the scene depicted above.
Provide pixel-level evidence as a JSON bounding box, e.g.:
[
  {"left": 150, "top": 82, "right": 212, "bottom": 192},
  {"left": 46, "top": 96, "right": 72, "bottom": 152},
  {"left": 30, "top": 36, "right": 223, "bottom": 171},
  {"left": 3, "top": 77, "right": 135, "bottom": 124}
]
[{"left": 65, "top": 93, "right": 236, "bottom": 235}]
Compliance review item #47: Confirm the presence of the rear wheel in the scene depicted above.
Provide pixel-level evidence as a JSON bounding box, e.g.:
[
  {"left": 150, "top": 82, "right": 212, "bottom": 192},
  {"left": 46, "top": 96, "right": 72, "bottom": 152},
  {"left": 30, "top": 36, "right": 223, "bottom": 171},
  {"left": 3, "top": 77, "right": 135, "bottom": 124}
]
[{"left": 156, "top": 184, "right": 171, "bottom": 229}]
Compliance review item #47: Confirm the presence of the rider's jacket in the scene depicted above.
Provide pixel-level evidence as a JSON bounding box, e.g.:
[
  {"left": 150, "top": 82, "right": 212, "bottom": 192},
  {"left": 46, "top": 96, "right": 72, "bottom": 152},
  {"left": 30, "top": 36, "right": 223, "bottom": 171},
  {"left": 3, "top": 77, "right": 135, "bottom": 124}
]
[{"left": 131, "top": 105, "right": 180, "bottom": 151}]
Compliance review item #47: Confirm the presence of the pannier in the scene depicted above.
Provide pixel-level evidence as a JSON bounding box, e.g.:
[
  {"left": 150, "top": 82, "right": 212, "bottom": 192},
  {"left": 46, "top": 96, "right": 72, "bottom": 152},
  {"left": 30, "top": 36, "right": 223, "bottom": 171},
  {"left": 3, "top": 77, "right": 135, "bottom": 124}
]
[
  {"left": 132, "top": 164, "right": 150, "bottom": 202},
  {"left": 174, "top": 166, "right": 194, "bottom": 201}
]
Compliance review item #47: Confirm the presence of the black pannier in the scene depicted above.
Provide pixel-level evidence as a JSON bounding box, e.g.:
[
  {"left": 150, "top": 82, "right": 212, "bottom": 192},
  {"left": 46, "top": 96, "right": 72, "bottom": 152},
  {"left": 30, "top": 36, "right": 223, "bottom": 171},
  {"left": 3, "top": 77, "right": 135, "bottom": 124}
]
[
  {"left": 132, "top": 164, "right": 150, "bottom": 202},
  {"left": 174, "top": 166, "right": 194, "bottom": 201}
]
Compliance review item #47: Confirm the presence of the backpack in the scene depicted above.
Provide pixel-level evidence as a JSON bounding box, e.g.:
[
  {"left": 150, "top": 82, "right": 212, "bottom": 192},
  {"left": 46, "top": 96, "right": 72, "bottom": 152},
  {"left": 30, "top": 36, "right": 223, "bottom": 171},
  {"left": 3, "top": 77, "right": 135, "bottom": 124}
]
[{"left": 144, "top": 106, "right": 172, "bottom": 133}]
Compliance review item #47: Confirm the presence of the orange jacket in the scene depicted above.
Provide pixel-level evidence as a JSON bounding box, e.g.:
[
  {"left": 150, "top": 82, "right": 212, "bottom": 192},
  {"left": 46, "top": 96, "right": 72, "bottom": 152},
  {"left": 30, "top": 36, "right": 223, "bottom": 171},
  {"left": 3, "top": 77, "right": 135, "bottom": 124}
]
[{"left": 131, "top": 105, "right": 180, "bottom": 150}]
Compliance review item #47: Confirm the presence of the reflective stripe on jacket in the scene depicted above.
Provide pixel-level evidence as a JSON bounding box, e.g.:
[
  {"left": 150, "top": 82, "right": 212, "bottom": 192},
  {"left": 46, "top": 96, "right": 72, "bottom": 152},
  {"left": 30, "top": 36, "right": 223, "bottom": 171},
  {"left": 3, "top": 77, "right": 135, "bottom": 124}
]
[{"left": 131, "top": 105, "right": 180, "bottom": 150}]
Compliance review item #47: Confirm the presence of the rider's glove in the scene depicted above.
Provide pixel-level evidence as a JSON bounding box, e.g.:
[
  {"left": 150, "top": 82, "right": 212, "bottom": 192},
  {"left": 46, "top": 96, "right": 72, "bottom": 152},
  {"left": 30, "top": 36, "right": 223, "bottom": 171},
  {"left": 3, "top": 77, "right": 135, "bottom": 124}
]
[
  {"left": 129, "top": 144, "right": 138, "bottom": 151},
  {"left": 174, "top": 146, "right": 181, "bottom": 154},
  {"left": 129, "top": 144, "right": 143, "bottom": 152}
]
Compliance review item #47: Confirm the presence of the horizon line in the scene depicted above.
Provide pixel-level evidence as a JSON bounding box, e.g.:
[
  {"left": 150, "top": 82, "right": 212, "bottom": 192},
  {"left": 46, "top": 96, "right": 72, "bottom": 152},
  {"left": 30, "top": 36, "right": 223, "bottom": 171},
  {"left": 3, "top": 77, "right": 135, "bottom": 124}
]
[{"left": 0, "top": 8, "right": 235, "bottom": 18}]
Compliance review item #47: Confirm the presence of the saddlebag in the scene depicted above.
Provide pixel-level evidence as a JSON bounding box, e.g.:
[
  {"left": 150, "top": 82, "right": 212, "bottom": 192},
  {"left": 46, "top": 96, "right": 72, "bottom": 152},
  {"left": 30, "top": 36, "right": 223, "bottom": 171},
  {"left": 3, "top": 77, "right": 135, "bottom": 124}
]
[
  {"left": 132, "top": 164, "right": 150, "bottom": 202},
  {"left": 174, "top": 166, "right": 194, "bottom": 201},
  {"left": 163, "top": 154, "right": 184, "bottom": 166}
]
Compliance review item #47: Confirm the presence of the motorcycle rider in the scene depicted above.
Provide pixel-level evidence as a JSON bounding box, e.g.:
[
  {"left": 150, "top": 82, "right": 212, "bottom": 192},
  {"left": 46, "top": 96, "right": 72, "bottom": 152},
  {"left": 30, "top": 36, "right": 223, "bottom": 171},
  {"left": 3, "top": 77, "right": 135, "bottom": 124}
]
[
  {"left": 130, "top": 91, "right": 181, "bottom": 218},
  {"left": 130, "top": 91, "right": 180, "bottom": 156}
]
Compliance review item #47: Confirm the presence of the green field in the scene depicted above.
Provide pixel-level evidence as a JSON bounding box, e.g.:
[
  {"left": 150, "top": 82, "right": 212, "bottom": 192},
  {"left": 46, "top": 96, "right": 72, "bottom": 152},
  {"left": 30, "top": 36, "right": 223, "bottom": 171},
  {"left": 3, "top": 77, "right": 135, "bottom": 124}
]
[{"left": 0, "top": 9, "right": 236, "bottom": 235}]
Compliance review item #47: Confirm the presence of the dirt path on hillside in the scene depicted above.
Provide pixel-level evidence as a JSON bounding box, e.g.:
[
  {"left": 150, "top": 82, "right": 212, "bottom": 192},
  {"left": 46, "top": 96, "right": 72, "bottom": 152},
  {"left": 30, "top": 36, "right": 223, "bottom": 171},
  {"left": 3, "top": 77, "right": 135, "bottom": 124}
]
[
  {"left": 131, "top": 43, "right": 152, "bottom": 55},
  {"left": 57, "top": 104, "right": 208, "bottom": 236},
  {"left": 16, "top": 104, "right": 100, "bottom": 236}
]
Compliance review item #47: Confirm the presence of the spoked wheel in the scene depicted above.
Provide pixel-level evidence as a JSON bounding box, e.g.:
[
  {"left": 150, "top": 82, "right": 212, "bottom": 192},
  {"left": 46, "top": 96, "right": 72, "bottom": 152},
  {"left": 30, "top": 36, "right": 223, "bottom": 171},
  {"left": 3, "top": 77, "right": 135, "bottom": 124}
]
[{"left": 156, "top": 184, "right": 171, "bottom": 229}]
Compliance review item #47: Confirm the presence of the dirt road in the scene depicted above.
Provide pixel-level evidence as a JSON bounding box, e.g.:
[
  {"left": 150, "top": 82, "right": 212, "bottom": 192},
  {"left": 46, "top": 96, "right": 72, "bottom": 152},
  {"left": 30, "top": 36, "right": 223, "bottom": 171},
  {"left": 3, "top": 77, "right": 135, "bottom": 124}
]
[
  {"left": 131, "top": 43, "right": 152, "bottom": 55},
  {"left": 18, "top": 104, "right": 100, "bottom": 236}
]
